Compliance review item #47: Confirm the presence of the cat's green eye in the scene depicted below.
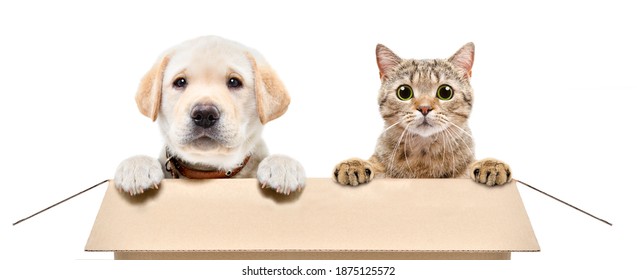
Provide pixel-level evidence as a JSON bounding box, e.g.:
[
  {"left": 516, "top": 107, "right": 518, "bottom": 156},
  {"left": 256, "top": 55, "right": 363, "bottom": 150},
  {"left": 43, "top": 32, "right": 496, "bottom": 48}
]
[
  {"left": 436, "top": 84, "right": 454, "bottom": 100},
  {"left": 396, "top": 85, "right": 414, "bottom": 101}
]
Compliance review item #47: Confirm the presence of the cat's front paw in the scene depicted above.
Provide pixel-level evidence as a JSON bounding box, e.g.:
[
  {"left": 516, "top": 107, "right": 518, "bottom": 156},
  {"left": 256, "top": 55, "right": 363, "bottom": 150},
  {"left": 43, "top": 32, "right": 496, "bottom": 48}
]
[
  {"left": 257, "top": 154, "right": 306, "bottom": 195},
  {"left": 333, "top": 158, "right": 374, "bottom": 186},
  {"left": 470, "top": 158, "right": 512, "bottom": 186},
  {"left": 113, "top": 155, "right": 164, "bottom": 195}
]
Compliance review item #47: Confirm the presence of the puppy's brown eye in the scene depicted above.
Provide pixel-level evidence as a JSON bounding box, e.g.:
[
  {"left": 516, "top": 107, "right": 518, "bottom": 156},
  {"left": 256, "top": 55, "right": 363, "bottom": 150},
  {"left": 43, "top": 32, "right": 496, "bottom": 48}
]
[
  {"left": 173, "top": 77, "right": 187, "bottom": 89},
  {"left": 227, "top": 77, "right": 242, "bottom": 89}
]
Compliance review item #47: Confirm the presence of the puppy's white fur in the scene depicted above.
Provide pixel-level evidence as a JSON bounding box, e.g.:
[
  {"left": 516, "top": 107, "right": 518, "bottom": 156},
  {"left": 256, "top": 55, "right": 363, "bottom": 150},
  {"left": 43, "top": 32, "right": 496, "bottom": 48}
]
[{"left": 114, "top": 36, "right": 305, "bottom": 195}]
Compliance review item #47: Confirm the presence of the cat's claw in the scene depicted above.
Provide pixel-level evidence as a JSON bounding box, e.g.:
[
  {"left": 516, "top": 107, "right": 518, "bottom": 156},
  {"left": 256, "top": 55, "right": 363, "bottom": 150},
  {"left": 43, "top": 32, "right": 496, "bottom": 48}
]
[
  {"left": 470, "top": 158, "right": 512, "bottom": 186},
  {"left": 333, "top": 158, "right": 374, "bottom": 186}
]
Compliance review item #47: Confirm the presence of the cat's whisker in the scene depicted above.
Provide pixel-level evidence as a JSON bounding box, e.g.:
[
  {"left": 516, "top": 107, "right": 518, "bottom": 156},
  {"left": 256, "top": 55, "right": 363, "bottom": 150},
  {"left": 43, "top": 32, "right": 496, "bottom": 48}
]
[
  {"left": 383, "top": 115, "right": 409, "bottom": 133},
  {"left": 437, "top": 129, "right": 446, "bottom": 164},
  {"left": 404, "top": 130, "right": 416, "bottom": 176},
  {"left": 444, "top": 129, "right": 461, "bottom": 177},
  {"left": 444, "top": 127, "right": 469, "bottom": 155},
  {"left": 389, "top": 121, "right": 412, "bottom": 174},
  {"left": 437, "top": 117, "right": 472, "bottom": 151},
  {"left": 442, "top": 129, "right": 457, "bottom": 168},
  {"left": 440, "top": 130, "right": 451, "bottom": 176},
  {"left": 446, "top": 121, "right": 473, "bottom": 139},
  {"left": 446, "top": 125, "right": 473, "bottom": 153},
  {"left": 384, "top": 121, "right": 402, "bottom": 133},
  {"left": 388, "top": 128, "right": 405, "bottom": 172}
]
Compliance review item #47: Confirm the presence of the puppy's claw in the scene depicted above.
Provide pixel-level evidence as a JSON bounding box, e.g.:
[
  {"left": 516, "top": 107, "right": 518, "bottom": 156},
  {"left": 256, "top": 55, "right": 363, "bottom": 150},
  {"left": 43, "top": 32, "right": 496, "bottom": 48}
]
[
  {"left": 114, "top": 155, "right": 164, "bottom": 196},
  {"left": 257, "top": 154, "right": 306, "bottom": 196}
]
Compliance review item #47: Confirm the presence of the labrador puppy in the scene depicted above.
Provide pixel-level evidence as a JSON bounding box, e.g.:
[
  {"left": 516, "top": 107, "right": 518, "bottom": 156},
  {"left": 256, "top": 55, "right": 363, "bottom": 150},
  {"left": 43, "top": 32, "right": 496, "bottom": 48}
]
[{"left": 114, "top": 36, "right": 305, "bottom": 195}]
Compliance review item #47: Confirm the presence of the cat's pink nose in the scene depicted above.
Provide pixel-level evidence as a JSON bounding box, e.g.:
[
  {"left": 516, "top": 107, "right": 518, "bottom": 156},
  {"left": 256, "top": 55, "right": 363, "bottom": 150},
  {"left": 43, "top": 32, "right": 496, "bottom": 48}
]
[{"left": 418, "top": 105, "right": 433, "bottom": 116}]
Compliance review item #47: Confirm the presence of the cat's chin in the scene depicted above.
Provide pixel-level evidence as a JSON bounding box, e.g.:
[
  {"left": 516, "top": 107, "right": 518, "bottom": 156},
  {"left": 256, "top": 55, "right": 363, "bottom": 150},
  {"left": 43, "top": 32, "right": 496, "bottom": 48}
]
[{"left": 410, "top": 124, "right": 448, "bottom": 139}]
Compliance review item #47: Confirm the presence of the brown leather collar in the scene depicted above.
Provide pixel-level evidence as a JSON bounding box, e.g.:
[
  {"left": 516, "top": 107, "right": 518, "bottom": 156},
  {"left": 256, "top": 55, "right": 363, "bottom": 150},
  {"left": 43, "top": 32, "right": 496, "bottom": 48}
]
[{"left": 165, "top": 149, "right": 251, "bottom": 179}]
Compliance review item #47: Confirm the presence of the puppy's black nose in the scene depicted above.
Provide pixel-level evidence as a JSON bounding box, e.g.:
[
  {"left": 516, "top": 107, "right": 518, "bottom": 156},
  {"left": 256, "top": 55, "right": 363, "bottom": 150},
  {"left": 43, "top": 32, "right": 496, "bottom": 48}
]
[{"left": 191, "top": 104, "right": 220, "bottom": 128}]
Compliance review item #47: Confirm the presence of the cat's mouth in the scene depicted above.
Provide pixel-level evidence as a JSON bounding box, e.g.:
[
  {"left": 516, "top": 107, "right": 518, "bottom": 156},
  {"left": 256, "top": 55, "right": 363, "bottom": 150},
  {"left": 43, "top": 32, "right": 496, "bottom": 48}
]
[
  {"left": 419, "top": 116, "right": 437, "bottom": 128},
  {"left": 412, "top": 121, "right": 432, "bottom": 133},
  {"left": 411, "top": 117, "right": 448, "bottom": 138}
]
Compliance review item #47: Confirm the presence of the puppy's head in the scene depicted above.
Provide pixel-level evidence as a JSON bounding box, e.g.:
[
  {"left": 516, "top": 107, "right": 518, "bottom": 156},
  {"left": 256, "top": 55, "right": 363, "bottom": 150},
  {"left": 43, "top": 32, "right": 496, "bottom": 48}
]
[{"left": 135, "top": 36, "right": 290, "bottom": 165}]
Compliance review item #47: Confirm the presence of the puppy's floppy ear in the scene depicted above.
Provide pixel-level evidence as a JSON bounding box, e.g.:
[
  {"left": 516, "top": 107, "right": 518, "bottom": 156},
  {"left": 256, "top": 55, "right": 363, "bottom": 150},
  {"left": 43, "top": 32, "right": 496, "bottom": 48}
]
[
  {"left": 247, "top": 52, "right": 290, "bottom": 124},
  {"left": 135, "top": 55, "right": 170, "bottom": 121}
]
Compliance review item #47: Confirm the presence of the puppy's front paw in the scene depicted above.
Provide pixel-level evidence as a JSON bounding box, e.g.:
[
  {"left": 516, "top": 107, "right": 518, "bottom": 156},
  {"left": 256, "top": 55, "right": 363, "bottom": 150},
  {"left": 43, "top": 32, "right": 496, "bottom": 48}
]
[
  {"left": 470, "top": 158, "right": 512, "bottom": 186},
  {"left": 333, "top": 158, "right": 374, "bottom": 186},
  {"left": 257, "top": 154, "right": 306, "bottom": 195},
  {"left": 113, "top": 155, "right": 164, "bottom": 195}
]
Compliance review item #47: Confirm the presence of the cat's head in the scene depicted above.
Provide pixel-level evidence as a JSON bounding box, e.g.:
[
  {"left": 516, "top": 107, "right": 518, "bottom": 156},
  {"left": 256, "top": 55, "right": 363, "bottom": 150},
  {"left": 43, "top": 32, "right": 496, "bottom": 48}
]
[{"left": 376, "top": 43, "right": 475, "bottom": 138}]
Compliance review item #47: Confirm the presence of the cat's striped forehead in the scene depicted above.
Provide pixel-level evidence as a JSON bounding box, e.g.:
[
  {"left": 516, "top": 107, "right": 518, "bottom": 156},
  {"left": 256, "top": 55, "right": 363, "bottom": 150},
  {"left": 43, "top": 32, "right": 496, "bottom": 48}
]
[{"left": 391, "top": 59, "right": 464, "bottom": 86}]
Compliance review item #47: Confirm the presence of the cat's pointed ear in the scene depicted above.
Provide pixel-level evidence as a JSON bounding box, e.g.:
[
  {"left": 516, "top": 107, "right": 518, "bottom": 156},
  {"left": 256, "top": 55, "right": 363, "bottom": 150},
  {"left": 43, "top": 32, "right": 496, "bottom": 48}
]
[
  {"left": 376, "top": 44, "right": 402, "bottom": 80},
  {"left": 449, "top": 42, "right": 475, "bottom": 79}
]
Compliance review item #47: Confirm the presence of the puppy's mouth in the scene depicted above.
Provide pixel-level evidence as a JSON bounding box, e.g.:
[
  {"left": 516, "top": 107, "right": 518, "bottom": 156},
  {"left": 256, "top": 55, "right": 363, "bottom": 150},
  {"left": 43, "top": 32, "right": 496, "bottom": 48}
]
[
  {"left": 190, "top": 135, "right": 220, "bottom": 150},
  {"left": 170, "top": 111, "right": 240, "bottom": 151},
  {"left": 184, "top": 128, "right": 227, "bottom": 149},
  {"left": 181, "top": 127, "right": 239, "bottom": 151}
]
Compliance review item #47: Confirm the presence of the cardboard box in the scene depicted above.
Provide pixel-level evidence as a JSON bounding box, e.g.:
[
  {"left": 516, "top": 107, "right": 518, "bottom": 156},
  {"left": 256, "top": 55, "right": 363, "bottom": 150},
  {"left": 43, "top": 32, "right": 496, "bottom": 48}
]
[{"left": 85, "top": 178, "right": 539, "bottom": 260}]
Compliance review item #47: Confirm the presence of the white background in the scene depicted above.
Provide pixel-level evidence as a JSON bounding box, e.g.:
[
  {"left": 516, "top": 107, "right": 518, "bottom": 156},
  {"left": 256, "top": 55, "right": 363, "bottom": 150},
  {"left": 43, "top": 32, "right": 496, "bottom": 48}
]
[{"left": 1, "top": 0, "right": 635, "bottom": 279}]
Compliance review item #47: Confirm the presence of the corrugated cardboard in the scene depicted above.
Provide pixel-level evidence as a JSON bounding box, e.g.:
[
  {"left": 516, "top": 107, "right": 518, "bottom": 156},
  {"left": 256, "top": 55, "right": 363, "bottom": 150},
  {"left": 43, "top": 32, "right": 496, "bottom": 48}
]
[{"left": 85, "top": 178, "right": 539, "bottom": 260}]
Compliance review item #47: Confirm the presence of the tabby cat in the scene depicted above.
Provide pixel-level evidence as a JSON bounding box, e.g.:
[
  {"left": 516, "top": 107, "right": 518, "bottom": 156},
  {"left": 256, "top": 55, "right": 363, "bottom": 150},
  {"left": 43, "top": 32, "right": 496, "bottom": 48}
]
[{"left": 333, "top": 43, "right": 511, "bottom": 186}]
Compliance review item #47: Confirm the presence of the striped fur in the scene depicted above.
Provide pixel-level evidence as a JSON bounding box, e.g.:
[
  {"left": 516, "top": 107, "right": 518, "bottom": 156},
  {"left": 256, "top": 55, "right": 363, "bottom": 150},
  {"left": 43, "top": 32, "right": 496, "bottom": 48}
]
[{"left": 334, "top": 43, "right": 512, "bottom": 186}]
